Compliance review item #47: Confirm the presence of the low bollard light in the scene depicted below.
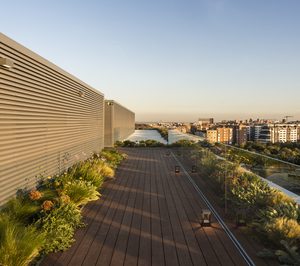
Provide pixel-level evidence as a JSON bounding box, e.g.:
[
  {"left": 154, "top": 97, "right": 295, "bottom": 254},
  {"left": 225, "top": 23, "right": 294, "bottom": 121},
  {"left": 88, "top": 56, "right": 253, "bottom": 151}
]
[
  {"left": 175, "top": 165, "right": 180, "bottom": 174},
  {"left": 191, "top": 165, "right": 196, "bottom": 173},
  {"left": 236, "top": 210, "right": 247, "bottom": 227},
  {"left": 201, "top": 209, "right": 212, "bottom": 226}
]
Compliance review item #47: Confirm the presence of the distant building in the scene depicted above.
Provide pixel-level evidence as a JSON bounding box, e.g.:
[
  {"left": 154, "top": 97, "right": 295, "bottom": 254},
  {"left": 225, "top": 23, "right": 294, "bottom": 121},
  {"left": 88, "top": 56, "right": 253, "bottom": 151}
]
[
  {"left": 258, "top": 124, "right": 300, "bottom": 143},
  {"left": 235, "top": 125, "right": 248, "bottom": 145},
  {"left": 197, "top": 118, "right": 214, "bottom": 130},
  {"left": 207, "top": 127, "right": 233, "bottom": 144},
  {"left": 207, "top": 129, "right": 218, "bottom": 143},
  {"left": 218, "top": 127, "right": 233, "bottom": 144},
  {"left": 253, "top": 125, "right": 263, "bottom": 141}
]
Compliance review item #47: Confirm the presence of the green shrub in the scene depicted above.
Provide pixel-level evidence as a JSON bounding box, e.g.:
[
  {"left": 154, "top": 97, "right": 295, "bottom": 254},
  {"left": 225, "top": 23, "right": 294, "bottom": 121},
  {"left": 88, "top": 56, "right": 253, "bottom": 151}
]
[
  {"left": 258, "top": 240, "right": 300, "bottom": 265},
  {"left": 0, "top": 215, "right": 45, "bottom": 266},
  {"left": 275, "top": 240, "right": 300, "bottom": 265},
  {"left": 36, "top": 203, "right": 82, "bottom": 253},
  {"left": 0, "top": 149, "right": 125, "bottom": 264},
  {"left": 100, "top": 149, "right": 126, "bottom": 167},
  {"left": 266, "top": 191, "right": 300, "bottom": 221},
  {"left": 115, "top": 140, "right": 123, "bottom": 146},
  {"left": 71, "top": 160, "right": 112, "bottom": 187},
  {"left": 38, "top": 188, "right": 59, "bottom": 201},
  {"left": 63, "top": 180, "right": 100, "bottom": 206},
  {"left": 265, "top": 217, "right": 300, "bottom": 244},
  {"left": 2, "top": 197, "right": 40, "bottom": 225},
  {"left": 120, "top": 140, "right": 136, "bottom": 147},
  {"left": 230, "top": 172, "right": 272, "bottom": 211},
  {"left": 261, "top": 200, "right": 300, "bottom": 223},
  {"left": 193, "top": 145, "right": 300, "bottom": 265},
  {"left": 95, "top": 161, "right": 114, "bottom": 179},
  {"left": 170, "top": 140, "right": 196, "bottom": 147}
]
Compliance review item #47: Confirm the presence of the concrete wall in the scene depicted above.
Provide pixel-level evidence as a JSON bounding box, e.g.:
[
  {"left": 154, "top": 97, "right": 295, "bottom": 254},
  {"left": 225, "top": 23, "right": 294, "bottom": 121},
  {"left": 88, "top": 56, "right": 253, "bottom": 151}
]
[
  {"left": 104, "top": 100, "right": 135, "bottom": 147},
  {"left": 0, "top": 33, "right": 104, "bottom": 204}
]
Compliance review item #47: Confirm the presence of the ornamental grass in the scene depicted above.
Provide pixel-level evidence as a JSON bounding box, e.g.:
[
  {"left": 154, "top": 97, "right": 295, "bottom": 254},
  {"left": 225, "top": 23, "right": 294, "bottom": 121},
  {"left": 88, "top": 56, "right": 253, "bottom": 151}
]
[{"left": 0, "top": 149, "right": 125, "bottom": 265}]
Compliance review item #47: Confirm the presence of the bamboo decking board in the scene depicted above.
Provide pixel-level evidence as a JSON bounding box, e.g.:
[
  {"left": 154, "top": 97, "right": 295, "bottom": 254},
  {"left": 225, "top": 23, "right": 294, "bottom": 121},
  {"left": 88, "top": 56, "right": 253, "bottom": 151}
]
[{"left": 43, "top": 148, "right": 265, "bottom": 266}]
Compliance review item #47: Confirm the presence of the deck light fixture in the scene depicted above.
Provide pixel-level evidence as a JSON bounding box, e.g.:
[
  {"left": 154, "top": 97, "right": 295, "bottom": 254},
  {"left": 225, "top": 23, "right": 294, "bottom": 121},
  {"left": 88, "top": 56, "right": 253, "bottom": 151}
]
[
  {"left": 0, "top": 57, "right": 14, "bottom": 69},
  {"left": 191, "top": 165, "right": 196, "bottom": 173},
  {"left": 236, "top": 210, "right": 247, "bottom": 227},
  {"left": 201, "top": 209, "right": 212, "bottom": 226},
  {"left": 175, "top": 165, "right": 180, "bottom": 174},
  {"left": 78, "top": 90, "right": 85, "bottom": 97}
]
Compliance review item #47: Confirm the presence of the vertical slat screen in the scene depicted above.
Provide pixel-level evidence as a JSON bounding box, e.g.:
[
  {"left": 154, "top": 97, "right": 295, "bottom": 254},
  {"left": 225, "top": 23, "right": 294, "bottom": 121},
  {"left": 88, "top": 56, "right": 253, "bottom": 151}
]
[{"left": 0, "top": 33, "right": 104, "bottom": 205}]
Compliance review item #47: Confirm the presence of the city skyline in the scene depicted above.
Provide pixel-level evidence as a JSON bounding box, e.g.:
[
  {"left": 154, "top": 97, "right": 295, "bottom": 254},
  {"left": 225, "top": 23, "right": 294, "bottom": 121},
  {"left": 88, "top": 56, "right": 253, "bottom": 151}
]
[
  {"left": 136, "top": 112, "right": 300, "bottom": 123},
  {"left": 2, "top": 0, "right": 300, "bottom": 121}
]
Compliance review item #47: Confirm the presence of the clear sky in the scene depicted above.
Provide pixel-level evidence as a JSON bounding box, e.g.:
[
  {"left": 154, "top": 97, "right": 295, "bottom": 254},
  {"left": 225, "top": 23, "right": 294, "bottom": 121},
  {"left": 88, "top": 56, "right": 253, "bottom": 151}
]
[{"left": 1, "top": 0, "right": 300, "bottom": 122}]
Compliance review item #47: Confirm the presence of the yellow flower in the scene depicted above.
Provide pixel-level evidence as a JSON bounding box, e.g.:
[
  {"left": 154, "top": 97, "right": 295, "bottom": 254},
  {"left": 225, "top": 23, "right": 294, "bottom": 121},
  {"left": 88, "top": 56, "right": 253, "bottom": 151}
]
[{"left": 60, "top": 194, "right": 70, "bottom": 204}]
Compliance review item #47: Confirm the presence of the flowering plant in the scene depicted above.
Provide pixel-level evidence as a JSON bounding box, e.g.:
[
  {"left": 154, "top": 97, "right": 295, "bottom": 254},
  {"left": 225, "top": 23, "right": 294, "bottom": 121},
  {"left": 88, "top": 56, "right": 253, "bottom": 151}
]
[{"left": 29, "top": 190, "right": 42, "bottom": 200}]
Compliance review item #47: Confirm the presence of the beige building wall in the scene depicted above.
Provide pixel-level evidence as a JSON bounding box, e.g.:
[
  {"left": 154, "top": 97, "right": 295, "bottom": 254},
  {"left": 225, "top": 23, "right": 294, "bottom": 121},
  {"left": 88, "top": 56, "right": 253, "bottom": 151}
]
[
  {"left": 207, "top": 129, "right": 218, "bottom": 143},
  {"left": 0, "top": 33, "right": 104, "bottom": 205},
  {"left": 104, "top": 100, "right": 135, "bottom": 147},
  {"left": 218, "top": 127, "right": 233, "bottom": 144},
  {"left": 207, "top": 127, "right": 233, "bottom": 144}
]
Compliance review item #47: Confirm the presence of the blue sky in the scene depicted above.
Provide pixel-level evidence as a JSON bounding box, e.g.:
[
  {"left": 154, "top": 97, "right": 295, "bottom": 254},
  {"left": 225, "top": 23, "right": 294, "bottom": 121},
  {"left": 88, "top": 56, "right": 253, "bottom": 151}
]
[{"left": 1, "top": 0, "right": 300, "bottom": 121}]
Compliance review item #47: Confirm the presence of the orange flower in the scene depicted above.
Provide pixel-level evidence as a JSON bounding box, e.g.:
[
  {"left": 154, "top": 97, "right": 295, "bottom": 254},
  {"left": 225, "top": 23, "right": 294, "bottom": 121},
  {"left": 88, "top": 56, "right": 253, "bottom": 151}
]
[
  {"left": 42, "top": 200, "right": 54, "bottom": 211},
  {"left": 29, "top": 190, "right": 42, "bottom": 200}
]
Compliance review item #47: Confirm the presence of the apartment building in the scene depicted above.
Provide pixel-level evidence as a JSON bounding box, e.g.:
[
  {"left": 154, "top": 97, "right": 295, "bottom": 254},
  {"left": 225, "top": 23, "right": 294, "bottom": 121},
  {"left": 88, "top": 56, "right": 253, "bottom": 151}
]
[
  {"left": 218, "top": 127, "right": 233, "bottom": 144},
  {"left": 207, "top": 127, "right": 233, "bottom": 144},
  {"left": 253, "top": 125, "right": 263, "bottom": 141},
  {"left": 197, "top": 118, "right": 214, "bottom": 130},
  {"left": 258, "top": 124, "right": 300, "bottom": 143},
  {"left": 235, "top": 125, "right": 248, "bottom": 145},
  {"left": 104, "top": 100, "right": 135, "bottom": 147},
  {"left": 207, "top": 129, "right": 218, "bottom": 143}
]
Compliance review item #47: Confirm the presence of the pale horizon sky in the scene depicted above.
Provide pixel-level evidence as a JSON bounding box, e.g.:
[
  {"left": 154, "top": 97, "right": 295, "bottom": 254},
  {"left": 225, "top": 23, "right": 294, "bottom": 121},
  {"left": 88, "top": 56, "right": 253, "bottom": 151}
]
[{"left": 1, "top": 0, "right": 300, "bottom": 122}]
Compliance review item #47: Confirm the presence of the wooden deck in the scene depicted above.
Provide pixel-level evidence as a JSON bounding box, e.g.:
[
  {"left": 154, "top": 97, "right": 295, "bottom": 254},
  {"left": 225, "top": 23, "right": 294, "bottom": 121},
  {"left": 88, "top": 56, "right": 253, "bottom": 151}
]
[{"left": 42, "top": 148, "right": 252, "bottom": 266}]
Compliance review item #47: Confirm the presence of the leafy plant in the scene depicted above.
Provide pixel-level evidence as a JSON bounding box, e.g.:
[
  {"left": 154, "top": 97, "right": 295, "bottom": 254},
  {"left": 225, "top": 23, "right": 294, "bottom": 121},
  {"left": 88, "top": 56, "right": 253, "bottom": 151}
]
[
  {"left": 264, "top": 217, "right": 300, "bottom": 244},
  {"left": 71, "top": 160, "right": 111, "bottom": 188},
  {"left": 0, "top": 149, "right": 126, "bottom": 265},
  {"left": 230, "top": 173, "right": 272, "bottom": 210},
  {"left": 0, "top": 215, "right": 45, "bottom": 266},
  {"left": 275, "top": 240, "right": 300, "bottom": 265},
  {"left": 261, "top": 201, "right": 300, "bottom": 223},
  {"left": 63, "top": 180, "right": 100, "bottom": 206},
  {"left": 96, "top": 161, "right": 114, "bottom": 179},
  {"left": 258, "top": 240, "right": 300, "bottom": 265},
  {"left": 100, "top": 149, "right": 126, "bottom": 167},
  {"left": 36, "top": 203, "right": 83, "bottom": 253}
]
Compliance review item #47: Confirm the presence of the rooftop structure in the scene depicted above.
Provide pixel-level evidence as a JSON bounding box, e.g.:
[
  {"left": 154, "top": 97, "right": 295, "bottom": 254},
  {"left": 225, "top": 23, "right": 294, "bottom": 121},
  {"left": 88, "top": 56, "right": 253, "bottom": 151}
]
[
  {"left": 0, "top": 33, "right": 134, "bottom": 205},
  {"left": 104, "top": 100, "right": 135, "bottom": 147}
]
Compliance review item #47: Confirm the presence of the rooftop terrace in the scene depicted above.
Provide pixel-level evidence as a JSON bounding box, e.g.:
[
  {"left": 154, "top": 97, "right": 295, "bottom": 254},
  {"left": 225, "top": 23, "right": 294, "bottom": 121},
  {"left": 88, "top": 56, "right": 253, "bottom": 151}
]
[{"left": 42, "top": 148, "right": 271, "bottom": 266}]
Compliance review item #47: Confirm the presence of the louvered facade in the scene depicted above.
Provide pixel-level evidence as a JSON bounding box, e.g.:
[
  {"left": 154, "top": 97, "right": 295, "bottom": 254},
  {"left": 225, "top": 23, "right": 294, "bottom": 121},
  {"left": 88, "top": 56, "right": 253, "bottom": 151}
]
[
  {"left": 104, "top": 100, "right": 135, "bottom": 147},
  {"left": 0, "top": 33, "right": 104, "bottom": 205}
]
